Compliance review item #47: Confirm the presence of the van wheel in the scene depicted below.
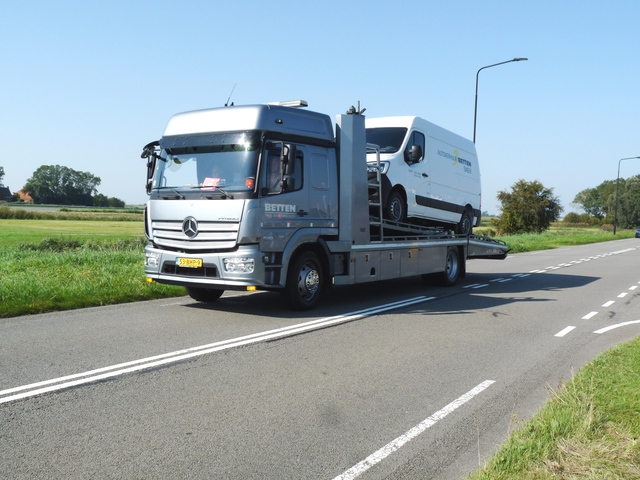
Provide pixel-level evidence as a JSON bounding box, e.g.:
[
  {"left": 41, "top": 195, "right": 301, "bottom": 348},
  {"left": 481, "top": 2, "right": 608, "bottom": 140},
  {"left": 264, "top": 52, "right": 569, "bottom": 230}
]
[
  {"left": 186, "top": 287, "right": 224, "bottom": 303},
  {"left": 385, "top": 191, "right": 406, "bottom": 223},
  {"left": 282, "top": 251, "right": 323, "bottom": 310},
  {"left": 456, "top": 210, "right": 473, "bottom": 236},
  {"left": 439, "top": 247, "right": 461, "bottom": 286}
]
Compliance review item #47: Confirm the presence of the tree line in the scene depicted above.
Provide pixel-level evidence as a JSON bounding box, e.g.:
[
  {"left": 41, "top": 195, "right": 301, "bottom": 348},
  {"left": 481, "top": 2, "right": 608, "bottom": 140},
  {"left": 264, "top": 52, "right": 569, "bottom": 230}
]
[
  {"left": 0, "top": 165, "right": 125, "bottom": 207},
  {"left": 572, "top": 175, "right": 640, "bottom": 229}
]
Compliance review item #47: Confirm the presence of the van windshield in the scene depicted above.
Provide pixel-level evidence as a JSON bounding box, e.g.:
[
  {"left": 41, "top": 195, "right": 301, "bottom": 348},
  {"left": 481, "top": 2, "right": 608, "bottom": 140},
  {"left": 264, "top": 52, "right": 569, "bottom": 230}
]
[{"left": 365, "top": 127, "right": 408, "bottom": 153}]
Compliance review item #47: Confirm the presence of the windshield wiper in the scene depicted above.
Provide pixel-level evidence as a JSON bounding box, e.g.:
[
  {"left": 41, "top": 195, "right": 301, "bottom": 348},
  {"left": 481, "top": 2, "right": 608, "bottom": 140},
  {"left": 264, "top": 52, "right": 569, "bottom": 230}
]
[
  {"left": 191, "top": 185, "right": 234, "bottom": 199},
  {"left": 156, "top": 187, "right": 185, "bottom": 199}
]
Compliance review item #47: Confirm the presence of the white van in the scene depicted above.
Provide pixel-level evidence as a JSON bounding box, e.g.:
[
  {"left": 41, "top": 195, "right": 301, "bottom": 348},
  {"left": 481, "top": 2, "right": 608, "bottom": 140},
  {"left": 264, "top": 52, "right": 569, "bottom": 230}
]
[{"left": 365, "top": 116, "right": 481, "bottom": 235}]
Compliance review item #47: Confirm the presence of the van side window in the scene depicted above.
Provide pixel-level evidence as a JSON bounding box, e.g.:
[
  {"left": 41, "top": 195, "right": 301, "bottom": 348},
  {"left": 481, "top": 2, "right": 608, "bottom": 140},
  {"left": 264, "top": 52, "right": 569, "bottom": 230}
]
[{"left": 405, "top": 131, "right": 425, "bottom": 165}]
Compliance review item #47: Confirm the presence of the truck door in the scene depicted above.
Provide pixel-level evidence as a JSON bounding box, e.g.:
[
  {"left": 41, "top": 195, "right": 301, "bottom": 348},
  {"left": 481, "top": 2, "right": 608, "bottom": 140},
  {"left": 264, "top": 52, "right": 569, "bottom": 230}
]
[
  {"left": 404, "top": 130, "right": 428, "bottom": 216},
  {"left": 259, "top": 143, "right": 336, "bottom": 252}
]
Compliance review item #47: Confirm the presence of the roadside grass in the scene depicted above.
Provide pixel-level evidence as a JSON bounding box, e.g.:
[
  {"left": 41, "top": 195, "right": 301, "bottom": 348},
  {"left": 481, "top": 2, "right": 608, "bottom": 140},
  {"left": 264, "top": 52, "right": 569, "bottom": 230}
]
[
  {"left": 476, "top": 223, "right": 635, "bottom": 253},
  {"left": 0, "top": 239, "right": 184, "bottom": 318},
  {"left": 468, "top": 337, "right": 640, "bottom": 479}
]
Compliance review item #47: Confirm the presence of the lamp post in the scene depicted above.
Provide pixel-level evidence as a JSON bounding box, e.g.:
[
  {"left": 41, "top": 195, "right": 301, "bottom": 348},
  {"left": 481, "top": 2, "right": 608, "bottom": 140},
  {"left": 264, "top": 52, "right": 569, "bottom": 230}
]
[
  {"left": 613, "top": 156, "right": 640, "bottom": 235},
  {"left": 473, "top": 58, "right": 528, "bottom": 143}
]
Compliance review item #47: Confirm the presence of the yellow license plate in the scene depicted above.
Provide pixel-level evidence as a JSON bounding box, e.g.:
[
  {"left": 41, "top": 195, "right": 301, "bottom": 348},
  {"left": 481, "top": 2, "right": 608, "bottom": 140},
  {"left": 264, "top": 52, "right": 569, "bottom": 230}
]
[{"left": 176, "top": 257, "right": 203, "bottom": 268}]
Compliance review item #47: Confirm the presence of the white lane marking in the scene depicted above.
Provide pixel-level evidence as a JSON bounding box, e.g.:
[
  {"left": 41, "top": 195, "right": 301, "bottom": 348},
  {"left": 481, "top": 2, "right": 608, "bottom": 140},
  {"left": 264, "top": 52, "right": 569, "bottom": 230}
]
[
  {"left": 582, "top": 312, "right": 598, "bottom": 320},
  {"left": 602, "top": 301, "right": 615, "bottom": 307},
  {"left": 0, "top": 296, "right": 437, "bottom": 405},
  {"left": 472, "top": 284, "right": 489, "bottom": 289},
  {"left": 498, "top": 278, "right": 513, "bottom": 283},
  {"left": 612, "top": 248, "right": 635, "bottom": 255},
  {"left": 594, "top": 320, "right": 640, "bottom": 334},
  {"left": 555, "top": 326, "right": 576, "bottom": 337},
  {"left": 630, "top": 286, "right": 638, "bottom": 291},
  {"left": 618, "top": 292, "right": 628, "bottom": 298},
  {"left": 333, "top": 380, "right": 495, "bottom": 480}
]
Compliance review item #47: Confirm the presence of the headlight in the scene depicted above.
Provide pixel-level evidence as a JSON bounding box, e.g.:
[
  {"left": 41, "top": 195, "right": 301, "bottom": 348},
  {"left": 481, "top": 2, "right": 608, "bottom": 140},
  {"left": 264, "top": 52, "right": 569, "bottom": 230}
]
[
  {"left": 145, "top": 252, "right": 160, "bottom": 268},
  {"left": 223, "top": 257, "right": 255, "bottom": 274},
  {"left": 367, "top": 161, "right": 390, "bottom": 175}
]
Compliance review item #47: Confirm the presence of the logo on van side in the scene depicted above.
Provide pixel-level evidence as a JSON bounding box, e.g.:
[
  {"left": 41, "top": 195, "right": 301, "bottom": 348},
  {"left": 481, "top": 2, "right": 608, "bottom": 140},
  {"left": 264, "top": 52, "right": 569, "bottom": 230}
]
[{"left": 437, "top": 149, "right": 473, "bottom": 173}]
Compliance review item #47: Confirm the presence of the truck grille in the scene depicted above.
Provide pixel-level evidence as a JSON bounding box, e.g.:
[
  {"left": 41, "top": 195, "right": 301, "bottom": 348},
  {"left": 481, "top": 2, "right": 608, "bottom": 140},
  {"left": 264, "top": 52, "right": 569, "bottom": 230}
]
[{"left": 152, "top": 220, "right": 239, "bottom": 251}]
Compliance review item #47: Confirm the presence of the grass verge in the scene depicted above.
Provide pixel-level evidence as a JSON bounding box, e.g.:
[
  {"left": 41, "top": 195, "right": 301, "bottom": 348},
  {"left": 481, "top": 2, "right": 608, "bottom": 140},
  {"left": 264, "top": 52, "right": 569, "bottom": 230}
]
[
  {"left": 468, "top": 337, "right": 640, "bottom": 479},
  {"left": 0, "top": 237, "right": 184, "bottom": 318}
]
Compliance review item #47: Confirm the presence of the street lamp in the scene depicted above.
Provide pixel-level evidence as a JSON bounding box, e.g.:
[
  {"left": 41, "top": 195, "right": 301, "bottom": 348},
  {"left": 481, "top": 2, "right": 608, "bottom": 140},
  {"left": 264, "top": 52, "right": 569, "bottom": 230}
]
[
  {"left": 473, "top": 58, "right": 528, "bottom": 143},
  {"left": 613, "top": 156, "right": 640, "bottom": 234}
]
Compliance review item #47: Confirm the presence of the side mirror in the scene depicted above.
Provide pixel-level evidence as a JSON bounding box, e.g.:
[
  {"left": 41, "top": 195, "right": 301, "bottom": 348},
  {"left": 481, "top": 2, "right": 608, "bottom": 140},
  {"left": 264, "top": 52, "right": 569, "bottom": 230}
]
[
  {"left": 145, "top": 157, "right": 156, "bottom": 194},
  {"left": 407, "top": 145, "right": 423, "bottom": 164},
  {"left": 141, "top": 140, "right": 159, "bottom": 159},
  {"left": 142, "top": 141, "right": 160, "bottom": 194},
  {"left": 282, "top": 144, "right": 296, "bottom": 176},
  {"left": 282, "top": 176, "right": 296, "bottom": 192}
]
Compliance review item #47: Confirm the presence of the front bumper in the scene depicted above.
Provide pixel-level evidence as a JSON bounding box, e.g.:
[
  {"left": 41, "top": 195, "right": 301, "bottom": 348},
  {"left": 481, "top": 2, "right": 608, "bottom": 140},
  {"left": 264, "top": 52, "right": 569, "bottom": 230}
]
[{"left": 144, "top": 244, "right": 275, "bottom": 290}]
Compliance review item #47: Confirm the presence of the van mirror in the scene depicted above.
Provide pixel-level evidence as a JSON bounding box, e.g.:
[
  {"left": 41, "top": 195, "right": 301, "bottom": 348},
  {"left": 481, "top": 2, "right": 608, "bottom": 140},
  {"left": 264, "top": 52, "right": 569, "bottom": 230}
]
[{"left": 408, "top": 145, "right": 423, "bottom": 164}]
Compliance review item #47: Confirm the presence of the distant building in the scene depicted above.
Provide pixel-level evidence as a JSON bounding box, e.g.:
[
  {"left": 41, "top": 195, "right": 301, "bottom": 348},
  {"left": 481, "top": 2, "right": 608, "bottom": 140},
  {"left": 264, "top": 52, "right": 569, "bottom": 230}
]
[{"left": 0, "top": 186, "right": 13, "bottom": 202}]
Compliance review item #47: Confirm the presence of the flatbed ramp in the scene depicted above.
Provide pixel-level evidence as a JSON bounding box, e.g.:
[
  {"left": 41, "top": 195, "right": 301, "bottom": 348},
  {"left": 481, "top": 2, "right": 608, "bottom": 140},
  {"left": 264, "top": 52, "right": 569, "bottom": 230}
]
[{"left": 369, "top": 217, "right": 508, "bottom": 260}]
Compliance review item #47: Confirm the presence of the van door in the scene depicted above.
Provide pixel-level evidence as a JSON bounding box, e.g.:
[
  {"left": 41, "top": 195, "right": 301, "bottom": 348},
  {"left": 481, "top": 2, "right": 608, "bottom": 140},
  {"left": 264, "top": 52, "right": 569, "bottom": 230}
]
[{"left": 404, "top": 130, "right": 428, "bottom": 217}]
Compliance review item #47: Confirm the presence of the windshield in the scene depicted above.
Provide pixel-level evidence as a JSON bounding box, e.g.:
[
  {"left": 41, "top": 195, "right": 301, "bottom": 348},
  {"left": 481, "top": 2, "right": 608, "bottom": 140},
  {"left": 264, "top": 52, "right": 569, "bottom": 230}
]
[
  {"left": 152, "top": 133, "right": 259, "bottom": 194},
  {"left": 365, "top": 127, "right": 408, "bottom": 154}
]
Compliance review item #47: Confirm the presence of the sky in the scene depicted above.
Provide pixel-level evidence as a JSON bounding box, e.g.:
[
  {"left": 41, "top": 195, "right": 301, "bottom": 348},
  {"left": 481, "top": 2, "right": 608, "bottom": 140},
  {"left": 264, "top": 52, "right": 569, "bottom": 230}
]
[{"left": 2, "top": 0, "right": 639, "bottom": 215}]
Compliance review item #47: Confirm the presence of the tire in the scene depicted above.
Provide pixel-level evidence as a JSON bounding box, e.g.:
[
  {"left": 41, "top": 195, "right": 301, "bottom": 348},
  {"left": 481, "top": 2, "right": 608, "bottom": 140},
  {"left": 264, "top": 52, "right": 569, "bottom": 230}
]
[
  {"left": 456, "top": 209, "right": 473, "bottom": 236},
  {"left": 282, "top": 251, "right": 324, "bottom": 311},
  {"left": 185, "top": 287, "right": 224, "bottom": 303},
  {"left": 439, "top": 247, "right": 461, "bottom": 286},
  {"left": 385, "top": 190, "right": 406, "bottom": 223}
]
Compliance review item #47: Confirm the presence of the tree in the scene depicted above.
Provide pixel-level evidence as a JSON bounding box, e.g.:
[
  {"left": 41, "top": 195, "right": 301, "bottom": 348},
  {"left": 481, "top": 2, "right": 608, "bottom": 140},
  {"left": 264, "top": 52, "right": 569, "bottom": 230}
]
[
  {"left": 94, "top": 193, "right": 125, "bottom": 208},
  {"left": 23, "top": 165, "right": 101, "bottom": 205},
  {"left": 617, "top": 175, "right": 640, "bottom": 228},
  {"left": 0, "top": 166, "right": 5, "bottom": 187},
  {"left": 572, "top": 180, "right": 616, "bottom": 219},
  {"left": 573, "top": 175, "right": 640, "bottom": 228},
  {"left": 493, "top": 179, "right": 563, "bottom": 234}
]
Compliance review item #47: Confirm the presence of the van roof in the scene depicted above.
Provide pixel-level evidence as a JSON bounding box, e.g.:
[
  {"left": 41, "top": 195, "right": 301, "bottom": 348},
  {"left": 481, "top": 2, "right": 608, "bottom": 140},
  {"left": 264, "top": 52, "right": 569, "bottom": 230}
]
[{"left": 365, "top": 116, "right": 473, "bottom": 146}]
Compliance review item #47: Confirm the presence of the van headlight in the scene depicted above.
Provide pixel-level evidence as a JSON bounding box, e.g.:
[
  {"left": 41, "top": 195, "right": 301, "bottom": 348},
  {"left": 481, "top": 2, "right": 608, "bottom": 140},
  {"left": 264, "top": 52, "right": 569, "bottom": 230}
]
[
  {"left": 367, "top": 161, "right": 390, "bottom": 175},
  {"left": 223, "top": 257, "right": 255, "bottom": 273}
]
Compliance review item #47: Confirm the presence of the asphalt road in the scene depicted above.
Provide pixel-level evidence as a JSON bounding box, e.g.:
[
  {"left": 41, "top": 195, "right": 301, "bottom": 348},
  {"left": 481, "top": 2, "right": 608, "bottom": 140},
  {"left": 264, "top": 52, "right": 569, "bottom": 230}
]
[{"left": 2, "top": 239, "right": 639, "bottom": 479}]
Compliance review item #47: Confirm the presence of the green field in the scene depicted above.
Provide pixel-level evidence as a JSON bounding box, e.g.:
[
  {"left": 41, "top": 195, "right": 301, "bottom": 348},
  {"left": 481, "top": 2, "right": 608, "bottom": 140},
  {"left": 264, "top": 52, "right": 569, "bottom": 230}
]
[{"left": 0, "top": 218, "right": 144, "bottom": 247}]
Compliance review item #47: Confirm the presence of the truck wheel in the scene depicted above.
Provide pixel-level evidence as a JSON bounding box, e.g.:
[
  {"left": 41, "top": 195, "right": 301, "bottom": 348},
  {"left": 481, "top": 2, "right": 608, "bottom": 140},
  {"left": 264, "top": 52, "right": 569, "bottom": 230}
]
[
  {"left": 185, "top": 287, "right": 224, "bottom": 303},
  {"left": 385, "top": 190, "right": 406, "bottom": 223},
  {"left": 439, "top": 247, "right": 461, "bottom": 286},
  {"left": 456, "top": 210, "right": 473, "bottom": 236},
  {"left": 282, "top": 251, "right": 323, "bottom": 311}
]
